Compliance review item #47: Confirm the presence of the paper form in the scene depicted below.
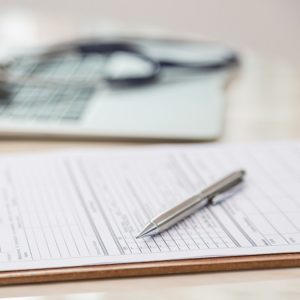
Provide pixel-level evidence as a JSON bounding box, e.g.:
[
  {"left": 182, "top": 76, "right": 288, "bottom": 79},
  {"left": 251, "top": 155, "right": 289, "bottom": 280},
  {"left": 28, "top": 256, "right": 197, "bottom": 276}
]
[{"left": 1, "top": 142, "right": 300, "bottom": 271}]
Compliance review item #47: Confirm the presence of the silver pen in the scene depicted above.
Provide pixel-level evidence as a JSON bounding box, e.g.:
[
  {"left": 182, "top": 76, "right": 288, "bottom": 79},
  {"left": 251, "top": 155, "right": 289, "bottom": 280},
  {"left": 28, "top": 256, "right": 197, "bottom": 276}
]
[{"left": 136, "top": 169, "right": 246, "bottom": 238}]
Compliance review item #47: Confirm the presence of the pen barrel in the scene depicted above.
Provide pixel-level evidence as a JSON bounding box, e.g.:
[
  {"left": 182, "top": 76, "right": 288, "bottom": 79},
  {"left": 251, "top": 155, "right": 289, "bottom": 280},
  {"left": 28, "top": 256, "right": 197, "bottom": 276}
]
[
  {"left": 151, "top": 193, "right": 209, "bottom": 232},
  {"left": 201, "top": 170, "right": 245, "bottom": 199},
  {"left": 151, "top": 170, "right": 245, "bottom": 233}
]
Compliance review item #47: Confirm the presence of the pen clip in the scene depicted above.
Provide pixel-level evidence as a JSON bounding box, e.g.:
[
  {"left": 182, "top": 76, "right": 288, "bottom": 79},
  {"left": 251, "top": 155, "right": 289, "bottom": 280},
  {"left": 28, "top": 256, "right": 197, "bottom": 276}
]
[{"left": 210, "top": 181, "right": 244, "bottom": 205}]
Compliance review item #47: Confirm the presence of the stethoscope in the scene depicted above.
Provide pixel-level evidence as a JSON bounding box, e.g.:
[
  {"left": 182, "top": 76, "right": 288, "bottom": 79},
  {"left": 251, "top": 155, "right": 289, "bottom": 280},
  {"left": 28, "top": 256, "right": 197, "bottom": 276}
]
[{"left": 0, "top": 39, "right": 239, "bottom": 93}]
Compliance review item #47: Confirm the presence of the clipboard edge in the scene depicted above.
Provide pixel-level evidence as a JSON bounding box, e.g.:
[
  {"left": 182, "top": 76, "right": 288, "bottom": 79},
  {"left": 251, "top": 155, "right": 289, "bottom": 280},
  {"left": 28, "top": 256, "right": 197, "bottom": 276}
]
[{"left": 1, "top": 253, "right": 300, "bottom": 286}]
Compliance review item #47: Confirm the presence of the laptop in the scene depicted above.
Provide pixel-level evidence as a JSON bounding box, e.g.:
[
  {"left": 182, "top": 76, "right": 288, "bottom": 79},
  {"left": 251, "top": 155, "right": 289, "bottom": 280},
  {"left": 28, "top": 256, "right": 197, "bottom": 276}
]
[{"left": 0, "top": 39, "right": 237, "bottom": 141}]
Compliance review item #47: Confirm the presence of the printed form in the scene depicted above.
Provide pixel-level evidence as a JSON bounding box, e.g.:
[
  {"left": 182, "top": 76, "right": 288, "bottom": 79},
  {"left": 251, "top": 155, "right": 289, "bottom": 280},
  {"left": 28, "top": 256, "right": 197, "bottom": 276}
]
[{"left": 1, "top": 142, "right": 300, "bottom": 271}]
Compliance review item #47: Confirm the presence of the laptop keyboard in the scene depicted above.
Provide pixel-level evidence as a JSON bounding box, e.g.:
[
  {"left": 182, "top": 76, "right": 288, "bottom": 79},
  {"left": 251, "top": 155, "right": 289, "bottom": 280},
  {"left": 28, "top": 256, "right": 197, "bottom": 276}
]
[{"left": 0, "top": 55, "right": 102, "bottom": 121}]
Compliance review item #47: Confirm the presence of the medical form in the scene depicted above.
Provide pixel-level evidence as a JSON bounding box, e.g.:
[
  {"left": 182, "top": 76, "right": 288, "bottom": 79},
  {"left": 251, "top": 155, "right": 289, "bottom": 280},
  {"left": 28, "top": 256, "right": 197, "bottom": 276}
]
[{"left": 1, "top": 142, "right": 300, "bottom": 271}]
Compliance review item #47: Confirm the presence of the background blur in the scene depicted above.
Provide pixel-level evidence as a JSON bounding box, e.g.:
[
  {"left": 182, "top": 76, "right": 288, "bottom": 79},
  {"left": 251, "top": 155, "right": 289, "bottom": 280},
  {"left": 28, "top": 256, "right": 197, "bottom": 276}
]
[
  {"left": 0, "top": 0, "right": 299, "bottom": 142},
  {"left": 1, "top": 0, "right": 300, "bottom": 63}
]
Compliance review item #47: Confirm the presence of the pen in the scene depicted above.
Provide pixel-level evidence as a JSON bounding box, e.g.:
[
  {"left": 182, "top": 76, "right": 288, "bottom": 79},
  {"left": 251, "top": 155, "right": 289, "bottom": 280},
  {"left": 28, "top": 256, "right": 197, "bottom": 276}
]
[{"left": 136, "top": 169, "right": 246, "bottom": 238}]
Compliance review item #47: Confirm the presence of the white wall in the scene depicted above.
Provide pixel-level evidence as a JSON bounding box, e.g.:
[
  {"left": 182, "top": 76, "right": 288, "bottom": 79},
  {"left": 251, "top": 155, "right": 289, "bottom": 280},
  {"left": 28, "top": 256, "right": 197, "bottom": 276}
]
[{"left": 1, "top": 0, "right": 299, "bottom": 62}]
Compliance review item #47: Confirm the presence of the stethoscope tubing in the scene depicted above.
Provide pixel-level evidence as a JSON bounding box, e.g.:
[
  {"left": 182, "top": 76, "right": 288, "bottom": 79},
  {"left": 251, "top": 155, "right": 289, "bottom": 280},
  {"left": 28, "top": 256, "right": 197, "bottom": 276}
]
[{"left": 0, "top": 40, "right": 239, "bottom": 89}]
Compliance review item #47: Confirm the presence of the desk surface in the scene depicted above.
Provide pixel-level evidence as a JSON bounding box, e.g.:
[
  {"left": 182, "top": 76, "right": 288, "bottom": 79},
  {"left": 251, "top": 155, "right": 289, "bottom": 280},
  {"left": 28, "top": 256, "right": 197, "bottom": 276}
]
[
  {"left": 1, "top": 52, "right": 300, "bottom": 299},
  {"left": 1, "top": 4, "right": 300, "bottom": 298}
]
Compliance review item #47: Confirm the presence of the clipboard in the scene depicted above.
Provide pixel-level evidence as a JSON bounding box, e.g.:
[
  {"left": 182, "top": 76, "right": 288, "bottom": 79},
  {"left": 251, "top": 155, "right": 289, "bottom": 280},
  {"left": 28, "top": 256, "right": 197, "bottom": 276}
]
[{"left": 1, "top": 253, "right": 300, "bottom": 286}]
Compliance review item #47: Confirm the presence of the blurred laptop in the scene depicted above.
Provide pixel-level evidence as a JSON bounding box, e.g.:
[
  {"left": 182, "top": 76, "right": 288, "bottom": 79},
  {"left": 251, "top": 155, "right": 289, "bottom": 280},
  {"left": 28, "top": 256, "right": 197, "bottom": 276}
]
[{"left": 0, "top": 38, "right": 238, "bottom": 141}]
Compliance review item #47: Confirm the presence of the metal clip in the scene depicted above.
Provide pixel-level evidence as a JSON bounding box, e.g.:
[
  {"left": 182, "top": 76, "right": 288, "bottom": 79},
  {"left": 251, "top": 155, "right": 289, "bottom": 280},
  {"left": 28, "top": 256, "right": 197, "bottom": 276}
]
[{"left": 210, "top": 181, "right": 245, "bottom": 205}]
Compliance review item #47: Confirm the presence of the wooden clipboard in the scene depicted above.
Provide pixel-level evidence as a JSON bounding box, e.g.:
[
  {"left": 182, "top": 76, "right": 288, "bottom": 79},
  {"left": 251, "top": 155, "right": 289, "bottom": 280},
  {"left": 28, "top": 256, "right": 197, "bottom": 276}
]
[{"left": 1, "top": 253, "right": 300, "bottom": 286}]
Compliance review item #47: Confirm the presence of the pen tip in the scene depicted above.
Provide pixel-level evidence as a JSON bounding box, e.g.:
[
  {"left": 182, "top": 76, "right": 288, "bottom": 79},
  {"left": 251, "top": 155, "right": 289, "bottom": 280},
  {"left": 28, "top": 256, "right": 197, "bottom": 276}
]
[{"left": 136, "top": 222, "right": 157, "bottom": 239}]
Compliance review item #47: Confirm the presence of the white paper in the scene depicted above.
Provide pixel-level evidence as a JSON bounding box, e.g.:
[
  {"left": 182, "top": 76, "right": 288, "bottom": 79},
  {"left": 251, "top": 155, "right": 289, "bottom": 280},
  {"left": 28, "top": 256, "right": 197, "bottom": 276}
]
[{"left": 1, "top": 142, "right": 300, "bottom": 271}]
